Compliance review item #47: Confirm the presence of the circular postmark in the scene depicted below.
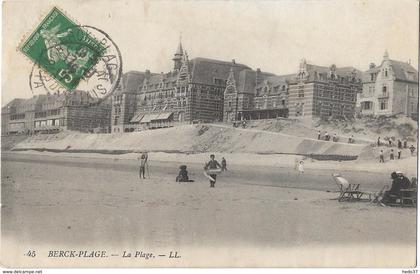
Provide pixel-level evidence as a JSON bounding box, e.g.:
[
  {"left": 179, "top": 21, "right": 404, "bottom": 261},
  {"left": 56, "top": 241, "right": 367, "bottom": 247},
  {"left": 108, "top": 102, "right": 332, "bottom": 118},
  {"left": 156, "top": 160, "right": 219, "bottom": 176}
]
[{"left": 29, "top": 25, "right": 122, "bottom": 105}]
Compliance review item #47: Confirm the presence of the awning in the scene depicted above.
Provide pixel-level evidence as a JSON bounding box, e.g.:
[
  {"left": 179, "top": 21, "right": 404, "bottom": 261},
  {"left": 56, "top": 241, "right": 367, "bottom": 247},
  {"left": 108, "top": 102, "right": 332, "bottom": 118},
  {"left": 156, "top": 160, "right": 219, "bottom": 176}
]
[
  {"left": 140, "top": 114, "right": 154, "bottom": 123},
  {"left": 155, "top": 112, "right": 173, "bottom": 120},
  {"left": 139, "top": 112, "right": 174, "bottom": 123},
  {"left": 130, "top": 113, "right": 144, "bottom": 123}
]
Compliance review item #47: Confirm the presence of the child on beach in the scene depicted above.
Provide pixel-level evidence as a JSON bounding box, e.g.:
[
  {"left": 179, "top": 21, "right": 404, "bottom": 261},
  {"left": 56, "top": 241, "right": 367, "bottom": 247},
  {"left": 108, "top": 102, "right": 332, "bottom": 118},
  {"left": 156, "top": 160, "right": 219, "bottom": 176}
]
[
  {"left": 379, "top": 150, "right": 385, "bottom": 163},
  {"left": 221, "top": 157, "right": 227, "bottom": 171},
  {"left": 204, "top": 154, "right": 222, "bottom": 188},
  {"left": 298, "top": 160, "right": 304, "bottom": 174},
  {"left": 137, "top": 152, "right": 148, "bottom": 179}
]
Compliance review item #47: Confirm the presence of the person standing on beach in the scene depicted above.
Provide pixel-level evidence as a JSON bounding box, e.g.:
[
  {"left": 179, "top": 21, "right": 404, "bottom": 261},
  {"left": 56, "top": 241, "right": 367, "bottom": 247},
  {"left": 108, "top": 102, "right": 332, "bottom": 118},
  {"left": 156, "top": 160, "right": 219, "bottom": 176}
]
[
  {"left": 221, "top": 157, "right": 227, "bottom": 171},
  {"left": 379, "top": 150, "right": 385, "bottom": 163},
  {"left": 137, "top": 152, "right": 148, "bottom": 179},
  {"left": 398, "top": 149, "right": 402, "bottom": 159},
  {"left": 409, "top": 145, "right": 416, "bottom": 156},
  {"left": 298, "top": 160, "right": 305, "bottom": 174},
  {"left": 317, "top": 131, "right": 321, "bottom": 140},
  {"left": 377, "top": 137, "right": 381, "bottom": 147},
  {"left": 204, "top": 154, "right": 222, "bottom": 188},
  {"left": 390, "top": 149, "right": 394, "bottom": 160}
]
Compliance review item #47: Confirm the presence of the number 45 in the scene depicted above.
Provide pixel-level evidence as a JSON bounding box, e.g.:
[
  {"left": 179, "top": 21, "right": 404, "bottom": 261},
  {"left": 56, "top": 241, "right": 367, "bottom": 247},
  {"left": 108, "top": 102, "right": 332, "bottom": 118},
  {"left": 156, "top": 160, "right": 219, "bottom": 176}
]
[{"left": 26, "top": 250, "right": 36, "bottom": 257}]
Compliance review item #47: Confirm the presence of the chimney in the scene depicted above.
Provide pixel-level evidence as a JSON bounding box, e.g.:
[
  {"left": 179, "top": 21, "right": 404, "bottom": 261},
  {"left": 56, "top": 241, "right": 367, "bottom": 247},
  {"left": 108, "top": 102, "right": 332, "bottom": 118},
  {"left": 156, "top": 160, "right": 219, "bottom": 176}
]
[
  {"left": 408, "top": 59, "right": 411, "bottom": 65},
  {"left": 232, "top": 59, "right": 236, "bottom": 64},
  {"left": 369, "top": 63, "right": 376, "bottom": 69},
  {"left": 256, "top": 68, "right": 262, "bottom": 86},
  {"left": 145, "top": 69, "right": 151, "bottom": 79}
]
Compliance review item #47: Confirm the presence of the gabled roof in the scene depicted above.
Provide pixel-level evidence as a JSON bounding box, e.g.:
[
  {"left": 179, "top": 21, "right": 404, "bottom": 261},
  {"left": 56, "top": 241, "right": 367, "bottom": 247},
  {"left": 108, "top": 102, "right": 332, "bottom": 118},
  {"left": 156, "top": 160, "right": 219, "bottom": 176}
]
[
  {"left": 2, "top": 98, "right": 26, "bottom": 113},
  {"left": 362, "top": 59, "right": 418, "bottom": 83},
  {"left": 237, "top": 69, "right": 258, "bottom": 94},
  {"left": 121, "top": 71, "right": 148, "bottom": 93},
  {"left": 389, "top": 60, "right": 418, "bottom": 82},
  {"left": 190, "top": 57, "right": 251, "bottom": 86},
  {"left": 256, "top": 74, "right": 296, "bottom": 89},
  {"left": 305, "top": 64, "right": 362, "bottom": 81}
]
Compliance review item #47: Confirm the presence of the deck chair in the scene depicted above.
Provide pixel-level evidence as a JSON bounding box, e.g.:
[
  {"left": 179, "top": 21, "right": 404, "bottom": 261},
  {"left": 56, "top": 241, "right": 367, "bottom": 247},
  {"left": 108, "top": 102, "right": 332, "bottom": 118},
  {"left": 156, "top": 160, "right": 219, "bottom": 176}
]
[{"left": 332, "top": 174, "right": 372, "bottom": 202}]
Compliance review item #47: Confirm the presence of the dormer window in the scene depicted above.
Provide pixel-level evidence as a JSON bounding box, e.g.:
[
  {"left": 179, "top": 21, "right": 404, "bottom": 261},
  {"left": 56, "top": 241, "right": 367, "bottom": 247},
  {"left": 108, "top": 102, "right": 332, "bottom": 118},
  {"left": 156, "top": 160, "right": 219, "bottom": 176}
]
[{"left": 407, "top": 71, "right": 415, "bottom": 81}]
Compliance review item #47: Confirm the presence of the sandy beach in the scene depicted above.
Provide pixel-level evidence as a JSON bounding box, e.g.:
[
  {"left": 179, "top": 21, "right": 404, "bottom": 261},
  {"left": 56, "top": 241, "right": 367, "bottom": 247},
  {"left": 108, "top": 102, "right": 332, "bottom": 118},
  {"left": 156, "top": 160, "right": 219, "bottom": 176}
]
[{"left": 1, "top": 152, "right": 416, "bottom": 267}]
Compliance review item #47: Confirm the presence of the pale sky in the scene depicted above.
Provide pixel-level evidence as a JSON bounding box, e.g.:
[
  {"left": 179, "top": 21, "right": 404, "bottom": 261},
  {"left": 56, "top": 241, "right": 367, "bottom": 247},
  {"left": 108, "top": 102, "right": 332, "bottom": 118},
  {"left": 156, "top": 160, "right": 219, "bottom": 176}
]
[{"left": 2, "top": 0, "right": 419, "bottom": 105}]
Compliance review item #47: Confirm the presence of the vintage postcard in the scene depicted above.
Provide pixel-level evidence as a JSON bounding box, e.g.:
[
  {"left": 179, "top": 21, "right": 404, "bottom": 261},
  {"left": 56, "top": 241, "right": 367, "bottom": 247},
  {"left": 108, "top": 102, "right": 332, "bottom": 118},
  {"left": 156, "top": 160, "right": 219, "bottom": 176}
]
[{"left": 1, "top": 0, "right": 418, "bottom": 269}]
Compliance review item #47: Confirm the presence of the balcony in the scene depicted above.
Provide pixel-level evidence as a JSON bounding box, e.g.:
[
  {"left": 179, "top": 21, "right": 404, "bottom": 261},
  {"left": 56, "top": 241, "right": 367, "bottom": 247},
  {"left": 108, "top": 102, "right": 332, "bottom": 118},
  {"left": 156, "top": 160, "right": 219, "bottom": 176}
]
[
  {"left": 358, "top": 92, "right": 374, "bottom": 99},
  {"left": 378, "top": 92, "right": 389, "bottom": 99}
]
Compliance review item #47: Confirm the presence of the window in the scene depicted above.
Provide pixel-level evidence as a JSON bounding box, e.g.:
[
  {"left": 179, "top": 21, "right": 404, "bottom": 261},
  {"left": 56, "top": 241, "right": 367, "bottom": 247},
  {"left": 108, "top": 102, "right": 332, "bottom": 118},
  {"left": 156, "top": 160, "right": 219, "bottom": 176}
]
[
  {"left": 384, "top": 69, "right": 388, "bottom": 77},
  {"left": 407, "top": 72, "right": 415, "bottom": 81},
  {"left": 298, "top": 89, "right": 304, "bottom": 98},
  {"left": 362, "top": 101, "right": 372, "bottom": 110},
  {"left": 411, "top": 102, "right": 416, "bottom": 113},
  {"left": 370, "top": 74, "right": 375, "bottom": 81},
  {"left": 295, "top": 103, "right": 304, "bottom": 116},
  {"left": 214, "top": 78, "right": 225, "bottom": 86},
  {"left": 382, "top": 86, "right": 387, "bottom": 93},
  {"left": 228, "top": 101, "right": 232, "bottom": 107},
  {"left": 282, "top": 99, "right": 285, "bottom": 106},
  {"left": 380, "top": 100, "right": 388, "bottom": 110}
]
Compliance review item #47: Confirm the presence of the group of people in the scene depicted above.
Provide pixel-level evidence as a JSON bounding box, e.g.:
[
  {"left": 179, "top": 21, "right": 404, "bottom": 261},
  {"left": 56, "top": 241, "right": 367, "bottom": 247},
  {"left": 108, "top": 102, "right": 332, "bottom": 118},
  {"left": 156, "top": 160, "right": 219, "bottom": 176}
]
[
  {"left": 377, "top": 137, "right": 415, "bottom": 153},
  {"left": 377, "top": 136, "right": 416, "bottom": 163},
  {"left": 137, "top": 151, "right": 228, "bottom": 188},
  {"left": 378, "top": 171, "right": 415, "bottom": 206},
  {"left": 233, "top": 120, "right": 247, "bottom": 128},
  {"left": 176, "top": 155, "right": 228, "bottom": 188},
  {"left": 317, "top": 131, "right": 344, "bottom": 143}
]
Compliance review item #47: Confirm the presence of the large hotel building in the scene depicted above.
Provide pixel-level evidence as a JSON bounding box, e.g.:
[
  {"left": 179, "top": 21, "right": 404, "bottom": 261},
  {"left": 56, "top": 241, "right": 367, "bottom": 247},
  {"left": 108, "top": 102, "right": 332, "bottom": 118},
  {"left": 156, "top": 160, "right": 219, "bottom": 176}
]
[
  {"left": 111, "top": 41, "right": 365, "bottom": 132},
  {"left": 356, "top": 51, "right": 418, "bottom": 118},
  {"left": 2, "top": 42, "right": 417, "bottom": 135}
]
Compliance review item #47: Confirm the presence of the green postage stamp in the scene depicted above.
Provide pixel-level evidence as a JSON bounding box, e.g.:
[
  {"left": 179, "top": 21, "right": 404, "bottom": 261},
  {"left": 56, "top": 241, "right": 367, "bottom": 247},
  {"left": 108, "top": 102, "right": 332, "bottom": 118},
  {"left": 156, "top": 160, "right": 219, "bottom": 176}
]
[{"left": 20, "top": 7, "right": 107, "bottom": 90}]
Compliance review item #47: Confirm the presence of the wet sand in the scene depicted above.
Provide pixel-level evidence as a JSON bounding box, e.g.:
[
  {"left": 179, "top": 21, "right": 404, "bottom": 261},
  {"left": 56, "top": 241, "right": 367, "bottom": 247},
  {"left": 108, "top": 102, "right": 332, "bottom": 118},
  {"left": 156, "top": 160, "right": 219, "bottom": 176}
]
[{"left": 1, "top": 152, "right": 416, "bottom": 267}]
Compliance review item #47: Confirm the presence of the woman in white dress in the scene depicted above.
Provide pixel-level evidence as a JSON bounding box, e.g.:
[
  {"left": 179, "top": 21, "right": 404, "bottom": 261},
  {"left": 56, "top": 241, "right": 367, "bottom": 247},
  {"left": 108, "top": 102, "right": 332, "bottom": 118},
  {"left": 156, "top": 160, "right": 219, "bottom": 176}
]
[{"left": 298, "top": 160, "right": 304, "bottom": 174}]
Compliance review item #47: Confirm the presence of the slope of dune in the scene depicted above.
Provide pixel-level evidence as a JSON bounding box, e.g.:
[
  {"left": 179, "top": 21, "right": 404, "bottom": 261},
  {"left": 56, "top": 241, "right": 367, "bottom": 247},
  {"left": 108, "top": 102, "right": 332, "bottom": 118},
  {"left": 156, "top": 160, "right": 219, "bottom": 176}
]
[{"left": 12, "top": 124, "right": 368, "bottom": 157}]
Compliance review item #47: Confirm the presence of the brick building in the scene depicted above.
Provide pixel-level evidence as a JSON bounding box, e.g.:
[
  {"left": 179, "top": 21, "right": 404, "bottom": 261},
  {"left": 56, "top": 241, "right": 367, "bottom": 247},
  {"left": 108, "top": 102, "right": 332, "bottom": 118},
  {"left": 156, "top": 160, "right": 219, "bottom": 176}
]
[
  {"left": 121, "top": 41, "right": 250, "bottom": 131},
  {"left": 2, "top": 91, "right": 111, "bottom": 135},
  {"left": 357, "top": 51, "right": 418, "bottom": 118},
  {"left": 111, "top": 71, "right": 153, "bottom": 133},
  {"left": 223, "top": 68, "right": 290, "bottom": 122},
  {"left": 223, "top": 59, "right": 362, "bottom": 122},
  {"left": 288, "top": 59, "right": 362, "bottom": 119}
]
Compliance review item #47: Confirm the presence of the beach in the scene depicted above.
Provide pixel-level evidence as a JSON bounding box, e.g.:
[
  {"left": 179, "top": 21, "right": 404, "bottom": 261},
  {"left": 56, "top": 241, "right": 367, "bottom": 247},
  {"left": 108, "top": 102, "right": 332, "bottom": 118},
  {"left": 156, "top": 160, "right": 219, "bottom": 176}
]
[{"left": 1, "top": 152, "right": 416, "bottom": 267}]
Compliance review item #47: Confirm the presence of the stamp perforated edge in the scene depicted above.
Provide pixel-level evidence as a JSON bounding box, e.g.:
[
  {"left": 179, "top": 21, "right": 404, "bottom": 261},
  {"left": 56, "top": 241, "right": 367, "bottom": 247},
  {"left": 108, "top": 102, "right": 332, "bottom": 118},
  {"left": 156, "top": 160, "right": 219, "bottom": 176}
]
[{"left": 17, "top": 6, "right": 108, "bottom": 92}]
